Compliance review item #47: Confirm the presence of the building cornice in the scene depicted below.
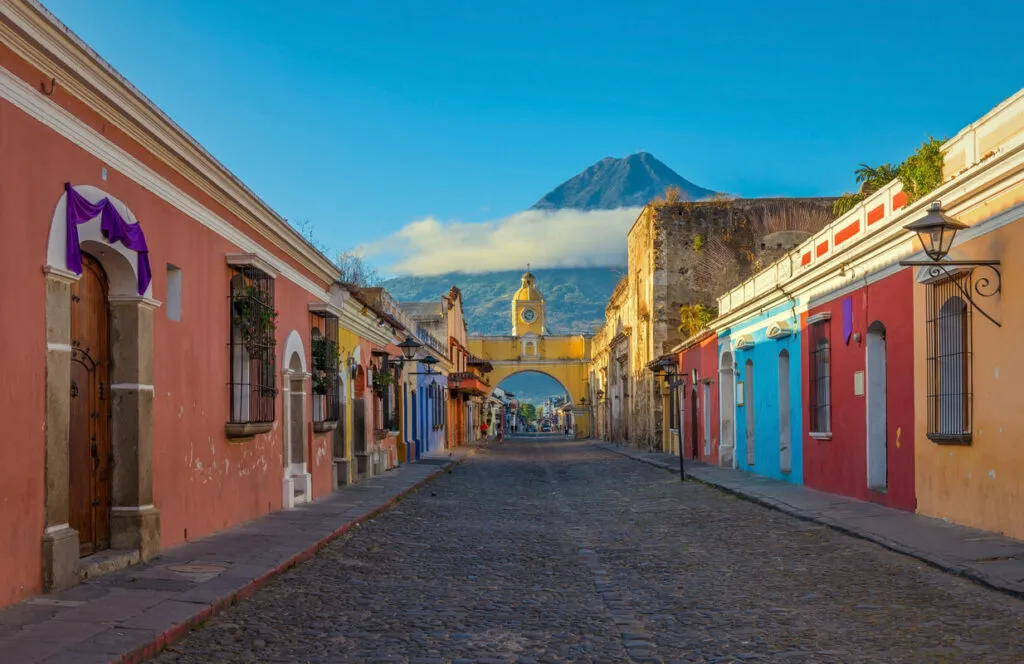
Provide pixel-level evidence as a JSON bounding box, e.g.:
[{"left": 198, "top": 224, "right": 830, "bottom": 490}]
[
  {"left": 713, "top": 137, "right": 1024, "bottom": 333},
  {"left": 0, "top": 1, "right": 338, "bottom": 283}
]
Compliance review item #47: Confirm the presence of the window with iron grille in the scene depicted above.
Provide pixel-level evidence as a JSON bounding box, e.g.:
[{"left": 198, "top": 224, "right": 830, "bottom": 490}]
[
  {"left": 927, "top": 274, "right": 973, "bottom": 443},
  {"left": 310, "top": 311, "right": 341, "bottom": 425},
  {"left": 372, "top": 355, "right": 399, "bottom": 433},
  {"left": 807, "top": 318, "right": 831, "bottom": 434},
  {"left": 228, "top": 265, "right": 277, "bottom": 426}
]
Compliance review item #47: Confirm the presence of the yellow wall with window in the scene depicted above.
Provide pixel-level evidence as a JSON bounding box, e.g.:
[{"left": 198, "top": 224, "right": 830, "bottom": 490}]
[{"left": 912, "top": 182, "right": 1024, "bottom": 539}]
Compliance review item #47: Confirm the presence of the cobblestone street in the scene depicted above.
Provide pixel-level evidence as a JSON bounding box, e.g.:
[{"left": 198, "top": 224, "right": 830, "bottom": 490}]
[{"left": 154, "top": 440, "right": 1024, "bottom": 663}]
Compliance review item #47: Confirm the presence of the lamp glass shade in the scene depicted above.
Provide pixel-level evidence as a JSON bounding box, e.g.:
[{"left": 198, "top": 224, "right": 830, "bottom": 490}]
[
  {"left": 420, "top": 355, "right": 439, "bottom": 367},
  {"left": 903, "top": 204, "right": 967, "bottom": 262},
  {"left": 398, "top": 336, "right": 422, "bottom": 360}
]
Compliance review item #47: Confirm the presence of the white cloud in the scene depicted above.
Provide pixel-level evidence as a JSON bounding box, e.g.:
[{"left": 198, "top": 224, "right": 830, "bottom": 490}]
[{"left": 363, "top": 207, "right": 641, "bottom": 276}]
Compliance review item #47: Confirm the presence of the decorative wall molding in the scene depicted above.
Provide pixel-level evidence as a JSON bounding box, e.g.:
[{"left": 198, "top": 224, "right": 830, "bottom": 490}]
[
  {"left": 0, "top": 1, "right": 338, "bottom": 282},
  {"left": 0, "top": 64, "right": 332, "bottom": 302}
]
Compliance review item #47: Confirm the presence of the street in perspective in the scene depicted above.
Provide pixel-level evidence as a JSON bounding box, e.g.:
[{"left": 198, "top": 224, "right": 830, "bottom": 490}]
[
  {"left": 145, "top": 438, "right": 1024, "bottom": 664},
  {"left": 3, "top": 1, "right": 1024, "bottom": 662}
]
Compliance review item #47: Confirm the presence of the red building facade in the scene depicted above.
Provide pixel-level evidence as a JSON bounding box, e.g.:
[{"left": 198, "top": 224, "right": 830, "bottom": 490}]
[
  {"left": 675, "top": 332, "right": 721, "bottom": 466},
  {"left": 801, "top": 269, "right": 916, "bottom": 511}
]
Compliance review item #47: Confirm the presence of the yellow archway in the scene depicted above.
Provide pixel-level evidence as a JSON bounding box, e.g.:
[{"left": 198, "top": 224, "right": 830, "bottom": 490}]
[{"left": 468, "top": 271, "right": 595, "bottom": 436}]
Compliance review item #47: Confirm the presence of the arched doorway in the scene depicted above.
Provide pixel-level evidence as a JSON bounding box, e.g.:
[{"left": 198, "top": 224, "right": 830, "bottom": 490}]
[
  {"left": 690, "top": 384, "right": 699, "bottom": 459},
  {"left": 43, "top": 185, "right": 160, "bottom": 592},
  {"left": 719, "top": 350, "right": 736, "bottom": 468},
  {"left": 744, "top": 359, "right": 755, "bottom": 466},
  {"left": 866, "top": 321, "right": 888, "bottom": 490},
  {"left": 778, "top": 350, "right": 792, "bottom": 473},
  {"left": 282, "top": 331, "right": 311, "bottom": 507}
]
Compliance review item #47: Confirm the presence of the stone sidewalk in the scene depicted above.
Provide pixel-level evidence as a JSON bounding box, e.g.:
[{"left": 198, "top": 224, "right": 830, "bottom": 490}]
[
  {"left": 596, "top": 441, "right": 1024, "bottom": 600},
  {"left": 0, "top": 447, "right": 478, "bottom": 664}
]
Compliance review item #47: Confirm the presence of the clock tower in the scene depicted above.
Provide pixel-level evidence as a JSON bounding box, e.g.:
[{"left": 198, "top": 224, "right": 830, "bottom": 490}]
[{"left": 512, "top": 268, "right": 545, "bottom": 336}]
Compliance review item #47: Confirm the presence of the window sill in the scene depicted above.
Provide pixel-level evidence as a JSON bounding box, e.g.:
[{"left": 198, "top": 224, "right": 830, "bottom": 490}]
[
  {"left": 928, "top": 433, "right": 972, "bottom": 445},
  {"left": 225, "top": 422, "right": 273, "bottom": 439},
  {"left": 809, "top": 431, "right": 832, "bottom": 440},
  {"left": 313, "top": 421, "right": 339, "bottom": 433}
]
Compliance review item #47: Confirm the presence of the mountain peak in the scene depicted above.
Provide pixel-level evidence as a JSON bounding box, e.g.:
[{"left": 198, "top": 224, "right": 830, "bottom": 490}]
[{"left": 532, "top": 152, "right": 715, "bottom": 211}]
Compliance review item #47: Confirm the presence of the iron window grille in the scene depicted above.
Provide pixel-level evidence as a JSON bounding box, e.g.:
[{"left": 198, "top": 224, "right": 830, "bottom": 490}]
[
  {"left": 926, "top": 273, "right": 973, "bottom": 443},
  {"left": 807, "top": 319, "right": 831, "bottom": 434},
  {"left": 310, "top": 311, "right": 341, "bottom": 424},
  {"left": 228, "top": 265, "right": 277, "bottom": 425},
  {"left": 372, "top": 355, "right": 400, "bottom": 433}
]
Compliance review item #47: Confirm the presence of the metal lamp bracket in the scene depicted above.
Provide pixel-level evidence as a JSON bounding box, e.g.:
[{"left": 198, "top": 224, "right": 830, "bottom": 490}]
[{"left": 900, "top": 259, "right": 1002, "bottom": 327}]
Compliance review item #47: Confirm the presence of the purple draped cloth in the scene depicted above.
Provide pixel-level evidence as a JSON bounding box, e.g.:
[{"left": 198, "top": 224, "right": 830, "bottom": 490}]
[
  {"left": 842, "top": 296, "right": 854, "bottom": 345},
  {"left": 64, "top": 182, "right": 152, "bottom": 295}
]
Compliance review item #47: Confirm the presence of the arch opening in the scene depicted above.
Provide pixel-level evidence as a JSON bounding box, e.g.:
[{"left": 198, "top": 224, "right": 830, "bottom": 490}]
[
  {"left": 282, "top": 331, "right": 311, "bottom": 507},
  {"left": 492, "top": 370, "right": 573, "bottom": 435}
]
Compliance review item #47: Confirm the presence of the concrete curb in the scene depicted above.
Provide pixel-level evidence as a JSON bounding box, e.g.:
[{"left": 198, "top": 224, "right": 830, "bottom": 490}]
[
  {"left": 595, "top": 443, "right": 1024, "bottom": 601},
  {"left": 121, "top": 450, "right": 478, "bottom": 664}
]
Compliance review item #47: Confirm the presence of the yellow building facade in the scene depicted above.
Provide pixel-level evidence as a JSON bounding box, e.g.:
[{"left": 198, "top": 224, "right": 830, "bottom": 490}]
[
  {"left": 909, "top": 89, "right": 1024, "bottom": 539},
  {"left": 468, "top": 272, "right": 594, "bottom": 437}
]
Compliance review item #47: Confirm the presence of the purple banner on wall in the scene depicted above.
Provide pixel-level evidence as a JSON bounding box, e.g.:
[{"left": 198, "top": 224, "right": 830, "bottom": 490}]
[
  {"left": 64, "top": 182, "right": 152, "bottom": 295},
  {"left": 842, "top": 296, "right": 854, "bottom": 345}
]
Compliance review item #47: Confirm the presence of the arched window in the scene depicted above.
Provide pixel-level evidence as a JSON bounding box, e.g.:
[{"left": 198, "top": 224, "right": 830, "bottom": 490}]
[{"left": 928, "top": 284, "right": 972, "bottom": 442}]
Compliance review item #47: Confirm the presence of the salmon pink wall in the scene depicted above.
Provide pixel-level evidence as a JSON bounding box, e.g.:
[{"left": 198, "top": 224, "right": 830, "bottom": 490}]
[
  {"left": 0, "top": 99, "right": 48, "bottom": 606},
  {"left": 0, "top": 44, "right": 325, "bottom": 288},
  {"left": 802, "top": 269, "right": 916, "bottom": 511},
  {"left": 1, "top": 72, "right": 333, "bottom": 602}
]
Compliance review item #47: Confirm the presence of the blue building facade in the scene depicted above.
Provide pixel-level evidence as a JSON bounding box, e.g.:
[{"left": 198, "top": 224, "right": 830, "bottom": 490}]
[
  {"left": 411, "top": 369, "right": 447, "bottom": 458},
  {"left": 721, "top": 300, "right": 804, "bottom": 484}
]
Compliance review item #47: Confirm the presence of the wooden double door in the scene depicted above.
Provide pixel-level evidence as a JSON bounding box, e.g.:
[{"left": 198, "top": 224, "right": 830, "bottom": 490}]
[{"left": 69, "top": 253, "right": 112, "bottom": 557}]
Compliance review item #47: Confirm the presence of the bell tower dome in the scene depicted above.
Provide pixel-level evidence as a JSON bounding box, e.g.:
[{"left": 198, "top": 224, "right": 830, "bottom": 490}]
[{"left": 512, "top": 266, "right": 545, "bottom": 336}]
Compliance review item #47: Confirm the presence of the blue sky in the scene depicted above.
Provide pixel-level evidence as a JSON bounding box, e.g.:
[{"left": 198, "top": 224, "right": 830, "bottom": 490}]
[{"left": 42, "top": 0, "right": 1024, "bottom": 274}]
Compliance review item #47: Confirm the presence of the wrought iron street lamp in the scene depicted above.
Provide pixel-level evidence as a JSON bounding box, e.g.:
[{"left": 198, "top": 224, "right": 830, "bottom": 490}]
[
  {"left": 411, "top": 354, "right": 440, "bottom": 376},
  {"left": 900, "top": 200, "right": 1002, "bottom": 327},
  {"left": 903, "top": 201, "right": 967, "bottom": 262},
  {"left": 651, "top": 357, "right": 685, "bottom": 481},
  {"left": 397, "top": 335, "right": 423, "bottom": 361}
]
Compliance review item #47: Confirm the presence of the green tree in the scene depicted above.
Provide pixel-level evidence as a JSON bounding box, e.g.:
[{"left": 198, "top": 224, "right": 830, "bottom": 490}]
[
  {"left": 898, "top": 137, "right": 944, "bottom": 203},
  {"left": 833, "top": 162, "right": 899, "bottom": 217},
  {"left": 679, "top": 303, "right": 715, "bottom": 338}
]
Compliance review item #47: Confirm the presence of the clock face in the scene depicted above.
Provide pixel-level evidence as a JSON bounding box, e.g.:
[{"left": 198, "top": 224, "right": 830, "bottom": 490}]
[{"left": 521, "top": 308, "right": 536, "bottom": 323}]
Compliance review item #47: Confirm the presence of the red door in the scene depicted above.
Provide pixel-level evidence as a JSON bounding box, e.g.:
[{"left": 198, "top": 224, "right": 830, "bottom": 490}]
[{"left": 69, "top": 253, "right": 112, "bottom": 557}]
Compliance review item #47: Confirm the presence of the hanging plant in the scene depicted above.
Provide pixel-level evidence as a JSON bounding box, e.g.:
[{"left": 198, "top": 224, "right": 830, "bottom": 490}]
[
  {"left": 310, "top": 335, "right": 340, "bottom": 395},
  {"left": 372, "top": 368, "right": 397, "bottom": 394},
  {"left": 232, "top": 284, "right": 278, "bottom": 356}
]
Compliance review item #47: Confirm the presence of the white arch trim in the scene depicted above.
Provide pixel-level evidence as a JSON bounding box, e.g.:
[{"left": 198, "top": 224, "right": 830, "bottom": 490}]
[
  {"left": 47, "top": 185, "right": 153, "bottom": 299},
  {"left": 282, "top": 329, "right": 308, "bottom": 374}
]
